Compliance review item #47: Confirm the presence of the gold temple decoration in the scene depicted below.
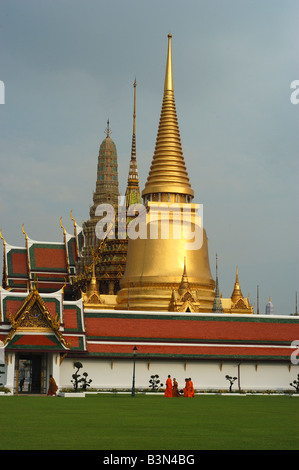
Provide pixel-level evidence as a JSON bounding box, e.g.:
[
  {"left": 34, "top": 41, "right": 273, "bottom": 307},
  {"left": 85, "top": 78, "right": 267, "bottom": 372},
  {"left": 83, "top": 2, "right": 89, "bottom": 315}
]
[
  {"left": 142, "top": 34, "right": 194, "bottom": 201},
  {"left": 125, "top": 79, "right": 142, "bottom": 211},
  {"left": 21, "top": 223, "right": 28, "bottom": 240},
  {"left": 21, "top": 223, "right": 31, "bottom": 279},
  {"left": 59, "top": 216, "right": 66, "bottom": 235},
  {"left": 229, "top": 267, "right": 253, "bottom": 314},
  {"left": 70, "top": 210, "right": 79, "bottom": 257},
  {"left": 117, "top": 34, "right": 215, "bottom": 312},
  {"left": 60, "top": 217, "right": 71, "bottom": 279},
  {"left": 82, "top": 248, "right": 103, "bottom": 306},
  {"left": 169, "top": 258, "right": 201, "bottom": 312},
  {"left": 0, "top": 229, "right": 7, "bottom": 286},
  {"left": 0, "top": 228, "right": 6, "bottom": 246},
  {"left": 4, "top": 283, "right": 70, "bottom": 348},
  {"left": 231, "top": 267, "right": 243, "bottom": 304}
]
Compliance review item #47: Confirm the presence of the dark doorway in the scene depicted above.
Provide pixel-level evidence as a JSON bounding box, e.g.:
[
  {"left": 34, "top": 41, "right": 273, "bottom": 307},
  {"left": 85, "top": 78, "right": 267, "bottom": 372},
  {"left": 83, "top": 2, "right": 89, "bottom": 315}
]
[
  {"left": 17, "top": 354, "right": 46, "bottom": 394},
  {"left": 31, "top": 355, "right": 41, "bottom": 393}
]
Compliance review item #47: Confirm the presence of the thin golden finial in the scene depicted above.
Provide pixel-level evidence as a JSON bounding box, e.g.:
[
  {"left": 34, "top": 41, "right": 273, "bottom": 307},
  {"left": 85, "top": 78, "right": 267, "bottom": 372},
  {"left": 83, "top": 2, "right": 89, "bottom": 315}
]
[
  {"left": 32, "top": 273, "right": 38, "bottom": 292},
  {"left": 164, "top": 33, "right": 173, "bottom": 91},
  {"left": 133, "top": 78, "right": 137, "bottom": 135},
  {"left": 61, "top": 277, "right": 67, "bottom": 294},
  {"left": 70, "top": 210, "right": 77, "bottom": 228},
  {"left": 22, "top": 224, "right": 28, "bottom": 240},
  {"left": 0, "top": 229, "right": 5, "bottom": 246},
  {"left": 70, "top": 210, "right": 79, "bottom": 257},
  {"left": 60, "top": 217, "right": 66, "bottom": 235}
]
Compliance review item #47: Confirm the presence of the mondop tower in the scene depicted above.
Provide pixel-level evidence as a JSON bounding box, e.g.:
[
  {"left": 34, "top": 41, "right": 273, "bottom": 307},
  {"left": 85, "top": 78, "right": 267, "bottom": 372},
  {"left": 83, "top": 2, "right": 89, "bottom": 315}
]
[{"left": 117, "top": 35, "right": 215, "bottom": 312}]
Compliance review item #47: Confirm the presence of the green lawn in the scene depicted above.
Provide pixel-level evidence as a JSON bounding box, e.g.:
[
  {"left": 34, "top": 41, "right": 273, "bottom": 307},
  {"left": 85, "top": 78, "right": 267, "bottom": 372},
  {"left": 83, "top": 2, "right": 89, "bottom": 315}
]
[{"left": 0, "top": 394, "right": 298, "bottom": 450}]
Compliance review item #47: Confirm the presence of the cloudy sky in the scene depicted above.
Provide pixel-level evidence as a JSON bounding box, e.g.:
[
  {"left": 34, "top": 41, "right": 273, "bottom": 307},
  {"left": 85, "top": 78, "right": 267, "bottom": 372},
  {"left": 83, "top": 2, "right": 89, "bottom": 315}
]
[{"left": 0, "top": 0, "right": 298, "bottom": 314}]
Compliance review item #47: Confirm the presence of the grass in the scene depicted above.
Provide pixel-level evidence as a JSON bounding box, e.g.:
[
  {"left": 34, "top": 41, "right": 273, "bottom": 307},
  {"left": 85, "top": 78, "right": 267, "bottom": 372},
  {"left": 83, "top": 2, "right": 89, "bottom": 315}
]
[{"left": 0, "top": 394, "right": 298, "bottom": 450}]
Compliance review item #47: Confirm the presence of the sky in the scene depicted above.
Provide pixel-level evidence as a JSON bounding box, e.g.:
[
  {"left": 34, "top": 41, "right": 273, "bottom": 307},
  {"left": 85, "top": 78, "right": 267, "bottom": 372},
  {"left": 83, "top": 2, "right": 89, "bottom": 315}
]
[{"left": 0, "top": 0, "right": 298, "bottom": 315}]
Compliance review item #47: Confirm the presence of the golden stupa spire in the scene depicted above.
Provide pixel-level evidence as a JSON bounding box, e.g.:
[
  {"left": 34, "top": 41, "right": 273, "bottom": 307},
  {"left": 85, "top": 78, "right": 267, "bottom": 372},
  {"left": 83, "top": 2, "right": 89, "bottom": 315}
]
[
  {"left": 125, "top": 79, "right": 142, "bottom": 210},
  {"left": 142, "top": 34, "right": 194, "bottom": 200},
  {"left": 164, "top": 34, "right": 173, "bottom": 92},
  {"left": 231, "top": 266, "right": 244, "bottom": 304},
  {"left": 127, "top": 79, "right": 139, "bottom": 186},
  {"left": 178, "top": 257, "right": 190, "bottom": 296}
]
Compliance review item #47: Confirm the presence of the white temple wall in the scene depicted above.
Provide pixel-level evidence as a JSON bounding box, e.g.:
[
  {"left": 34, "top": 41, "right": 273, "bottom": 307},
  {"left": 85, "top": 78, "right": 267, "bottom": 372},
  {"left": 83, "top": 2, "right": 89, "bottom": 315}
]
[{"left": 59, "top": 358, "right": 299, "bottom": 392}]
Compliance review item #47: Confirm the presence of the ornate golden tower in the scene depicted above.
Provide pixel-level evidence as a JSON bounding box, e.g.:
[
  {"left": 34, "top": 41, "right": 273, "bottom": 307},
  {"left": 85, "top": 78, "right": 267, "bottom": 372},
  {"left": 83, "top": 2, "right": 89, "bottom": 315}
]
[
  {"left": 125, "top": 79, "right": 142, "bottom": 210},
  {"left": 75, "top": 121, "right": 127, "bottom": 297},
  {"left": 117, "top": 34, "right": 215, "bottom": 312}
]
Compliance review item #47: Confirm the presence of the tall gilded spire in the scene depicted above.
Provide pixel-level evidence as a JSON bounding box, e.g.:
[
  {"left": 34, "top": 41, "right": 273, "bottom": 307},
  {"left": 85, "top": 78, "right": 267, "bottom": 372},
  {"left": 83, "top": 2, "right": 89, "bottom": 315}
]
[
  {"left": 231, "top": 266, "right": 244, "bottom": 304},
  {"left": 142, "top": 34, "right": 194, "bottom": 200},
  {"left": 212, "top": 254, "right": 223, "bottom": 312},
  {"left": 125, "top": 79, "right": 141, "bottom": 208},
  {"left": 164, "top": 33, "right": 173, "bottom": 92}
]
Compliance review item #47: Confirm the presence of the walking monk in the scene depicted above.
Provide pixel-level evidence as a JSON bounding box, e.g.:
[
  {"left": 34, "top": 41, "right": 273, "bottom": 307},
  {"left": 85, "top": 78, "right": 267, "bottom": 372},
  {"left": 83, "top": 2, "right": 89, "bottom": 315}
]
[
  {"left": 183, "top": 378, "right": 189, "bottom": 397},
  {"left": 172, "top": 378, "right": 180, "bottom": 397},
  {"left": 187, "top": 377, "right": 195, "bottom": 397},
  {"left": 47, "top": 375, "right": 58, "bottom": 396},
  {"left": 164, "top": 375, "right": 173, "bottom": 397}
]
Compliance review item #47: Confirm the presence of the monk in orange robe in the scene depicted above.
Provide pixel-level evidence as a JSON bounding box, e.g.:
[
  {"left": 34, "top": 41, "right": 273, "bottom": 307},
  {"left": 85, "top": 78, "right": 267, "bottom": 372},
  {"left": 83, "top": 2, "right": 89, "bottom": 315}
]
[
  {"left": 187, "top": 377, "right": 195, "bottom": 397},
  {"left": 47, "top": 375, "right": 58, "bottom": 396},
  {"left": 164, "top": 375, "right": 173, "bottom": 397},
  {"left": 172, "top": 378, "right": 180, "bottom": 397},
  {"left": 183, "top": 378, "right": 189, "bottom": 397}
]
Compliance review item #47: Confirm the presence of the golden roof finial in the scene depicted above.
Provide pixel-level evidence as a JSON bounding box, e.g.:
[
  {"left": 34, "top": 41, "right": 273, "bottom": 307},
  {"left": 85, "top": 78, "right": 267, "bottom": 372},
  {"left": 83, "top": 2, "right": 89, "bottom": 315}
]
[
  {"left": 142, "top": 34, "right": 194, "bottom": 199},
  {"left": 60, "top": 217, "right": 66, "bottom": 235},
  {"left": 0, "top": 229, "right": 6, "bottom": 246},
  {"left": 61, "top": 277, "right": 67, "bottom": 295},
  {"left": 164, "top": 34, "right": 173, "bottom": 92},
  {"left": 32, "top": 273, "right": 38, "bottom": 292},
  {"left": 70, "top": 210, "right": 77, "bottom": 228},
  {"left": 21, "top": 223, "right": 28, "bottom": 240}
]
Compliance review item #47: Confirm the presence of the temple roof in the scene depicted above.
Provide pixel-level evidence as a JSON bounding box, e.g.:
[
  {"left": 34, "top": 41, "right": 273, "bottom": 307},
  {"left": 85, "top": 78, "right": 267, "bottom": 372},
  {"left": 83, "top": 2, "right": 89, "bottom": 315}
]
[
  {"left": 1, "top": 218, "right": 83, "bottom": 294},
  {"left": 0, "top": 285, "right": 86, "bottom": 352}
]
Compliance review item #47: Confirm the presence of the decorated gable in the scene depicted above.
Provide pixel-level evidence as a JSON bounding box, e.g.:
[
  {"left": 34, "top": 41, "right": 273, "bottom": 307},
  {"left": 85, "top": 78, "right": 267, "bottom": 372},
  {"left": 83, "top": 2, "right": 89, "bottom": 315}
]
[
  {"left": 0, "top": 286, "right": 86, "bottom": 353},
  {"left": 2, "top": 285, "right": 70, "bottom": 350}
]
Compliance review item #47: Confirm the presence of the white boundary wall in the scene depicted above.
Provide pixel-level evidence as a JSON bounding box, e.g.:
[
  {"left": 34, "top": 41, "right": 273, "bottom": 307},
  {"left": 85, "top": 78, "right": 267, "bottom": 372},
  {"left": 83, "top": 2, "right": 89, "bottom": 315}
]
[{"left": 60, "top": 358, "right": 299, "bottom": 392}]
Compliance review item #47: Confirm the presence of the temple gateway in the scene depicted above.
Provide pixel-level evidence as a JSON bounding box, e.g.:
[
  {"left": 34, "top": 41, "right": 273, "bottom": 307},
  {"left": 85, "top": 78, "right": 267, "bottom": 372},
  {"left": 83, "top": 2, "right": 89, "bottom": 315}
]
[{"left": 1, "top": 35, "right": 298, "bottom": 394}]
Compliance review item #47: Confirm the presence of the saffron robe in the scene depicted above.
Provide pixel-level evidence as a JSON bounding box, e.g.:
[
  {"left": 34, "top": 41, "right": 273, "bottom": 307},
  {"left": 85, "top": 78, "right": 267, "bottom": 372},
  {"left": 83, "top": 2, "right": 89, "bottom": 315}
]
[
  {"left": 187, "top": 380, "right": 195, "bottom": 397},
  {"left": 183, "top": 380, "right": 189, "bottom": 397},
  {"left": 172, "top": 379, "right": 180, "bottom": 397},
  {"left": 47, "top": 377, "right": 58, "bottom": 396},
  {"left": 165, "top": 377, "right": 173, "bottom": 397}
]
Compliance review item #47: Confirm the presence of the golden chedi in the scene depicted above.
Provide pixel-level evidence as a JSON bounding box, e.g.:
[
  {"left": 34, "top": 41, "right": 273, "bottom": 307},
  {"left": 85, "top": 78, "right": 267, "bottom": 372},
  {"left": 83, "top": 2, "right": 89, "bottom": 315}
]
[{"left": 117, "top": 34, "right": 215, "bottom": 312}]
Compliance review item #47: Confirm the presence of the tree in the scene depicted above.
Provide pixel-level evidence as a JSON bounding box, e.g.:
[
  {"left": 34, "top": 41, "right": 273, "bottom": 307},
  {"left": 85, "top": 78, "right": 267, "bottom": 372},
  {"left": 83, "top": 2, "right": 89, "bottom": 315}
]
[
  {"left": 71, "top": 362, "right": 93, "bottom": 391},
  {"left": 149, "top": 374, "right": 163, "bottom": 391},
  {"left": 225, "top": 375, "right": 238, "bottom": 393},
  {"left": 0, "top": 364, "right": 4, "bottom": 387},
  {"left": 71, "top": 362, "right": 83, "bottom": 391},
  {"left": 290, "top": 374, "right": 299, "bottom": 393},
  {"left": 80, "top": 372, "right": 92, "bottom": 391}
]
